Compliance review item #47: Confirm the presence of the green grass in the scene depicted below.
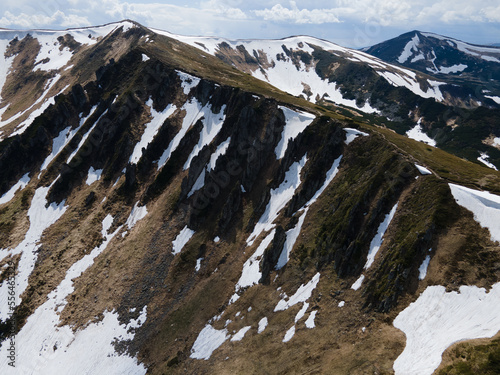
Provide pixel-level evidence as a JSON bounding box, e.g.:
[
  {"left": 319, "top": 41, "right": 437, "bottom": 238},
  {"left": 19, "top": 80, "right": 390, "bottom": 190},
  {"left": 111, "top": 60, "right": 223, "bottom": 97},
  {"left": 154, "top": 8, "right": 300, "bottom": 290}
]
[{"left": 439, "top": 339, "right": 500, "bottom": 375}]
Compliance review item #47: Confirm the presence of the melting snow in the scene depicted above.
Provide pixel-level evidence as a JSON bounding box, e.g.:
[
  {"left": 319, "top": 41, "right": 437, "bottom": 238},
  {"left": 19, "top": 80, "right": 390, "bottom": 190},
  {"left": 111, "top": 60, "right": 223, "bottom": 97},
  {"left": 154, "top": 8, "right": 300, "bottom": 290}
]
[
  {"left": 178, "top": 71, "right": 201, "bottom": 95},
  {"left": 156, "top": 99, "right": 208, "bottom": 170},
  {"left": 141, "top": 54, "right": 150, "bottom": 62},
  {"left": 276, "top": 210, "right": 307, "bottom": 270},
  {"left": 172, "top": 226, "right": 195, "bottom": 255},
  {"left": 344, "top": 128, "right": 369, "bottom": 145},
  {"left": 208, "top": 137, "right": 231, "bottom": 171},
  {"left": 406, "top": 120, "right": 436, "bottom": 147},
  {"left": 190, "top": 324, "right": 229, "bottom": 360},
  {"left": 477, "top": 152, "right": 498, "bottom": 171},
  {"left": 418, "top": 255, "right": 431, "bottom": 280},
  {"left": 231, "top": 326, "right": 251, "bottom": 342},
  {"left": 305, "top": 311, "right": 317, "bottom": 328},
  {"left": 0, "top": 184, "right": 66, "bottom": 319},
  {"left": 274, "top": 273, "right": 320, "bottom": 312},
  {"left": 247, "top": 154, "right": 307, "bottom": 246},
  {"left": 195, "top": 258, "right": 203, "bottom": 272},
  {"left": 398, "top": 34, "right": 421, "bottom": 64},
  {"left": 130, "top": 99, "right": 177, "bottom": 164},
  {"left": 364, "top": 203, "right": 398, "bottom": 269},
  {"left": 485, "top": 95, "right": 500, "bottom": 105},
  {"left": 125, "top": 202, "right": 148, "bottom": 229},
  {"left": 0, "top": 211, "right": 147, "bottom": 374},
  {"left": 351, "top": 274, "right": 365, "bottom": 291},
  {"left": 67, "top": 109, "right": 109, "bottom": 164},
  {"left": 415, "top": 164, "right": 432, "bottom": 175},
  {"left": 183, "top": 105, "right": 226, "bottom": 170},
  {"left": 276, "top": 155, "right": 343, "bottom": 269},
  {"left": 236, "top": 229, "right": 275, "bottom": 291},
  {"left": 0, "top": 173, "right": 30, "bottom": 205},
  {"left": 85, "top": 167, "right": 103, "bottom": 185},
  {"left": 274, "top": 106, "right": 315, "bottom": 159},
  {"left": 40, "top": 105, "right": 98, "bottom": 171},
  {"left": 393, "top": 283, "right": 500, "bottom": 375},
  {"left": 295, "top": 302, "right": 309, "bottom": 323},
  {"left": 338, "top": 301, "right": 345, "bottom": 307},
  {"left": 449, "top": 184, "right": 500, "bottom": 243},
  {"left": 434, "top": 64, "right": 468, "bottom": 74},
  {"left": 283, "top": 325, "right": 296, "bottom": 343},
  {"left": 258, "top": 317, "right": 268, "bottom": 333}
]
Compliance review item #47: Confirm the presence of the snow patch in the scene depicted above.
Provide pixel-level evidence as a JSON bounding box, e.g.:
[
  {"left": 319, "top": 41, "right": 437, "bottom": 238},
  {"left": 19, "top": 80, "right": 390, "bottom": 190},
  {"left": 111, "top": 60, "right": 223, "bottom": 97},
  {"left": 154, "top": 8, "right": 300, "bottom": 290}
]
[
  {"left": 190, "top": 324, "right": 229, "bottom": 360},
  {"left": 231, "top": 326, "right": 251, "bottom": 342},
  {"left": 0, "top": 173, "right": 30, "bottom": 205},
  {"left": 338, "top": 301, "right": 345, "bottom": 308},
  {"left": 0, "top": 184, "right": 66, "bottom": 319},
  {"left": 449, "top": 184, "right": 500, "bottom": 243},
  {"left": 305, "top": 311, "right": 317, "bottom": 328},
  {"left": 178, "top": 71, "right": 201, "bottom": 95},
  {"left": 344, "top": 128, "right": 369, "bottom": 145},
  {"left": 195, "top": 258, "right": 203, "bottom": 272},
  {"left": 351, "top": 274, "right": 365, "bottom": 291},
  {"left": 415, "top": 164, "right": 432, "bottom": 175},
  {"left": 258, "top": 317, "right": 268, "bottom": 333},
  {"left": 85, "top": 166, "right": 102, "bottom": 185},
  {"left": 295, "top": 302, "right": 309, "bottom": 323},
  {"left": 129, "top": 99, "right": 177, "bottom": 164},
  {"left": 274, "top": 273, "right": 320, "bottom": 312},
  {"left": 274, "top": 106, "right": 315, "bottom": 159},
  {"left": 477, "top": 152, "right": 498, "bottom": 171},
  {"left": 406, "top": 120, "right": 436, "bottom": 147},
  {"left": 282, "top": 325, "right": 295, "bottom": 343},
  {"left": 398, "top": 34, "right": 421, "bottom": 64},
  {"left": 418, "top": 255, "right": 431, "bottom": 280},
  {"left": 247, "top": 155, "right": 307, "bottom": 246},
  {"left": 236, "top": 229, "right": 275, "bottom": 291},
  {"left": 183, "top": 105, "right": 226, "bottom": 170},
  {"left": 364, "top": 203, "right": 398, "bottom": 269},
  {"left": 172, "top": 226, "right": 195, "bottom": 255},
  {"left": 125, "top": 202, "right": 148, "bottom": 229},
  {"left": 393, "top": 283, "right": 500, "bottom": 375}
]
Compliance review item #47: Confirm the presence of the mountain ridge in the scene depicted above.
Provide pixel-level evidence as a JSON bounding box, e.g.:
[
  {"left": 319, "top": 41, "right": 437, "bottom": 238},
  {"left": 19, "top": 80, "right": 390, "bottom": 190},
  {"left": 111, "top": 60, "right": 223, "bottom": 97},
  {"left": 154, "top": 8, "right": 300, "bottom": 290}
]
[{"left": 0, "top": 20, "right": 499, "bottom": 375}]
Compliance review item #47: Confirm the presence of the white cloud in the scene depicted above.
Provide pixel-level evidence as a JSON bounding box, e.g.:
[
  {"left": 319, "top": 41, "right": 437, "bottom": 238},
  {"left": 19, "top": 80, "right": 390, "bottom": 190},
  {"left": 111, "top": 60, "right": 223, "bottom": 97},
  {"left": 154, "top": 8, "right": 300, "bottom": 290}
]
[
  {"left": 254, "top": 1, "right": 340, "bottom": 24},
  {"left": 0, "top": 10, "right": 89, "bottom": 28}
]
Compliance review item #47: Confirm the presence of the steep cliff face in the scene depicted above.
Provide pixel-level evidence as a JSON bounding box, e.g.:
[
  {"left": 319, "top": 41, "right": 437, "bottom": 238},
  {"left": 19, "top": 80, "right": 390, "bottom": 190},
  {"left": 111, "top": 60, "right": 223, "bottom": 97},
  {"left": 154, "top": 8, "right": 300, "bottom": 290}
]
[{"left": 0, "top": 21, "right": 499, "bottom": 375}]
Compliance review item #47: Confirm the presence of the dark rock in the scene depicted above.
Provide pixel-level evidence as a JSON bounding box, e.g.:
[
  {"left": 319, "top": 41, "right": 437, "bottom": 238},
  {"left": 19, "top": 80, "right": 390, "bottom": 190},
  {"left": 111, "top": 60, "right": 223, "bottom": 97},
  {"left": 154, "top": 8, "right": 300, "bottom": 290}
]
[{"left": 260, "top": 226, "right": 286, "bottom": 284}]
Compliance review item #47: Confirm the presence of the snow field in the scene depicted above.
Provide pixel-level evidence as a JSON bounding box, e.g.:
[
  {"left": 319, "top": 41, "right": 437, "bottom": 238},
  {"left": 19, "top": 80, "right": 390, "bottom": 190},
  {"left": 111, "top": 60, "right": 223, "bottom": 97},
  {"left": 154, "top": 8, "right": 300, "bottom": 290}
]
[
  {"left": 393, "top": 283, "right": 500, "bottom": 375},
  {"left": 393, "top": 183, "right": 500, "bottom": 374},
  {"left": 0, "top": 213, "right": 148, "bottom": 374}
]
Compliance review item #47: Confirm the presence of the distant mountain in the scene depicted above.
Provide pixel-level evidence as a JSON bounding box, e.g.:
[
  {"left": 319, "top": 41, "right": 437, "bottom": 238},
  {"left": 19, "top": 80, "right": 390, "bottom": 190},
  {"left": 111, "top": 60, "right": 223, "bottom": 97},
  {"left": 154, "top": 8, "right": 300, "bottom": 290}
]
[
  {"left": 159, "top": 30, "right": 500, "bottom": 170},
  {"left": 364, "top": 31, "right": 500, "bottom": 104}
]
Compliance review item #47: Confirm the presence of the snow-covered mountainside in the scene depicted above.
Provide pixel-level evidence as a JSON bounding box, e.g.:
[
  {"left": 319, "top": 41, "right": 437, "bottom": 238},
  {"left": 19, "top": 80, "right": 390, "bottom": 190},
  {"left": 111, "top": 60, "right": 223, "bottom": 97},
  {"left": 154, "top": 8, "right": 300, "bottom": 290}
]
[
  {"left": 365, "top": 30, "right": 500, "bottom": 104},
  {"left": 154, "top": 30, "right": 500, "bottom": 171},
  {"left": 157, "top": 30, "right": 448, "bottom": 108},
  {"left": 0, "top": 21, "right": 499, "bottom": 374}
]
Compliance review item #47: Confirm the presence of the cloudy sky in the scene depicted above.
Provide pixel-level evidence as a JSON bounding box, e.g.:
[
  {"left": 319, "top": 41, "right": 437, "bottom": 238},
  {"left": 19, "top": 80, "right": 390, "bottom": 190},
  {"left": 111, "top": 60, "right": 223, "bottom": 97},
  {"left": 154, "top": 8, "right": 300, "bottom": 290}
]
[{"left": 1, "top": 0, "right": 499, "bottom": 47}]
